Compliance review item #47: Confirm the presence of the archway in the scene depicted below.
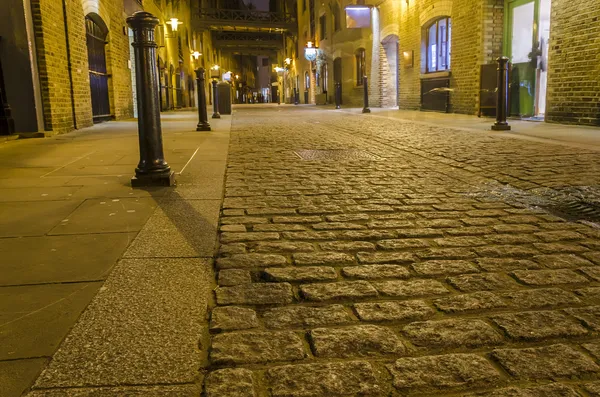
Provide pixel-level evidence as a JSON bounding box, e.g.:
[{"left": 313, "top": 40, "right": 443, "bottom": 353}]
[
  {"left": 85, "top": 14, "right": 110, "bottom": 122},
  {"left": 381, "top": 34, "right": 399, "bottom": 108}
]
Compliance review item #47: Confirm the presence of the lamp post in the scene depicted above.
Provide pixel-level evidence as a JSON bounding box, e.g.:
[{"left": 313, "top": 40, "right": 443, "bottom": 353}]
[
  {"left": 275, "top": 66, "right": 285, "bottom": 105},
  {"left": 491, "top": 56, "right": 511, "bottom": 131},
  {"left": 195, "top": 68, "right": 211, "bottom": 131}
]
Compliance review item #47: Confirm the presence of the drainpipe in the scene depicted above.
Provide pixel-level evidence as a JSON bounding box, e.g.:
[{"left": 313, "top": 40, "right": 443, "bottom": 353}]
[{"left": 61, "top": 0, "right": 77, "bottom": 130}]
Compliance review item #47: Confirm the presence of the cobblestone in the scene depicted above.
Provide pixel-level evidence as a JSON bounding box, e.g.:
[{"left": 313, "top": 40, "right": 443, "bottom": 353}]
[{"left": 202, "top": 107, "right": 600, "bottom": 395}]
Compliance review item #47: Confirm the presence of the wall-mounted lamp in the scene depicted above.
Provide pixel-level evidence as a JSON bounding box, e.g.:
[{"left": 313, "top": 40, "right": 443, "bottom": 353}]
[
  {"left": 210, "top": 65, "right": 220, "bottom": 79},
  {"left": 403, "top": 50, "right": 414, "bottom": 68},
  {"left": 284, "top": 58, "right": 291, "bottom": 65},
  {"left": 168, "top": 18, "right": 182, "bottom": 31},
  {"left": 274, "top": 66, "right": 286, "bottom": 73},
  {"left": 304, "top": 42, "right": 318, "bottom": 61},
  {"left": 192, "top": 51, "right": 202, "bottom": 60}
]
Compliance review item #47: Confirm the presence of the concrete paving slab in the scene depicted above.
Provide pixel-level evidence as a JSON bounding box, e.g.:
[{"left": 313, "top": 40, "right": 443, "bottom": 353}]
[
  {"left": 49, "top": 165, "right": 134, "bottom": 177},
  {"left": 33, "top": 258, "right": 211, "bottom": 388},
  {"left": 0, "top": 177, "right": 75, "bottom": 188},
  {"left": 48, "top": 198, "right": 158, "bottom": 235},
  {"left": 70, "top": 183, "right": 170, "bottom": 199},
  {"left": 0, "top": 233, "right": 136, "bottom": 286},
  {"left": 0, "top": 168, "right": 57, "bottom": 179},
  {"left": 0, "top": 358, "right": 48, "bottom": 397},
  {"left": 0, "top": 282, "right": 103, "bottom": 360},
  {"left": 27, "top": 384, "right": 202, "bottom": 396},
  {"left": 123, "top": 199, "right": 220, "bottom": 258},
  {"left": 0, "top": 200, "right": 84, "bottom": 237},
  {"left": 0, "top": 186, "right": 82, "bottom": 202},
  {"left": 63, "top": 175, "right": 133, "bottom": 186}
]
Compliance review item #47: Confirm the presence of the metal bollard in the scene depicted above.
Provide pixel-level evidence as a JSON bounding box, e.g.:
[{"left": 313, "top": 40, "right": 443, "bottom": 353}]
[
  {"left": 211, "top": 79, "right": 220, "bottom": 119},
  {"left": 335, "top": 82, "right": 341, "bottom": 109},
  {"left": 127, "top": 11, "right": 174, "bottom": 187},
  {"left": 362, "top": 76, "right": 370, "bottom": 114},
  {"left": 195, "top": 68, "right": 211, "bottom": 131},
  {"left": 293, "top": 88, "right": 298, "bottom": 105},
  {"left": 295, "top": 89, "right": 300, "bottom": 105},
  {"left": 491, "top": 56, "right": 511, "bottom": 131}
]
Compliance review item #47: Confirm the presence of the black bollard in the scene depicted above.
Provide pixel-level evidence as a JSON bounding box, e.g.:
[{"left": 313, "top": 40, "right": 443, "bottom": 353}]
[
  {"left": 362, "top": 76, "right": 370, "bottom": 114},
  {"left": 335, "top": 82, "right": 341, "bottom": 109},
  {"left": 491, "top": 56, "right": 511, "bottom": 131},
  {"left": 195, "top": 68, "right": 211, "bottom": 131},
  {"left": 293, "top": 88, "right": 298, "bottom": 105},
  {"left": 127, "top": 11, "right": 174, "bottom": 187},
  {"left": 211, "top": 79, "right": 220, "bottom": 119},
  {"left": 295, "top": 89, "right": 299, "bottom": 105}
]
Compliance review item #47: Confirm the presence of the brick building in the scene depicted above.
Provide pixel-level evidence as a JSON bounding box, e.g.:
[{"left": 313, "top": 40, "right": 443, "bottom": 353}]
[
  {"left": 295, "top": 0, "right": 600, "bottom": 125},
  {"left": 1, "top": 0, "right": 211, "bottom": 135}
]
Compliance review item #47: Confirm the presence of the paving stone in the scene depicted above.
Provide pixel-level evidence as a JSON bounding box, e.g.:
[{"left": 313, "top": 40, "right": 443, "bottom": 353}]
[
  {"left": 210, "top": 306, "right": 259, "bottom": 332},
  {"left": 217, "top": 254, "right": 287, "bottom": 269},
  {"left": 298, "top": 205, "right": 343, "bottom": 214},
  {"left": 247, "top": 208, "right": 297, "bottom": 215},
  {"left": 341, "top": 264, "right": 410, "bottom": 280},
  {"left": 534, "top": 254, "right": 594, "bottom": 269},
  {"left": 282, "top": 231, "right": 338, "bottom": 240},
  {"left": 582, "top": 341, "right": 600, "bottom": 360},
  {"left": 474, "top": 245, "right": 540, "bottom": 257},
  {"left": 204, "top": 368, "right": 256, "bottom": 397},
  {"left": 535, "top": 230, "right": 586, "bottom": 242},
  {"left": 253, "top": 241, "right": 315, "bottom": 253},
  {"left": 221, "top": 232, "right": 280, "bottom": 243},
  {"left": 448, "top": 273, "right": 518, "bottom": 292},
  {"left": 465, "top": 383, "right": 581, "bottom": 397},
  {"left": 273, "top": 216, "right": 322, "bottom": 223},
  {"left": 446, "top": 226, "right": 494, "bottom": 236},
  {"left": 377, "top": 238, "right": 430, "bottom": 250},
  {"left": 565, "top": 306, "right": 600, "bottom": 331},
  {"left": 262, "top": 266, "right": 337, "bottom": 282},
  {"left": 476, "top": 258, "right": 542, "bottom": 272},
  {"left": 219, "top": 243, "right": 247, "bottom": 255},
  {"left": 220, "top": 224, "right": 247, "bottom": 232},
  {"left": 583, "top": 252, "right": 600, "bottom": 265},
  {"left": 309, "top": 325, "right": 405, "bottom": 358},
  {"left": 511, "top": 269, "right": 589, "bottom": 286},
  {"left": 300, "top": 281, "right": 377, "bottom": 302},
  {"left": 580, "top": 266, "right": 600, "bottom": 281},
  {"left": 263, "top": 305, "right": 353, "bottom": 329},
  {"left": 416, "top": 248, "right": 477, "bottom": 260},
  {"left": 412, "top": 260, "right": 479, "bottom": 276},
  {"left": 210, "top": 331, "right": 305, "bottom": 364},
  {"left": 223, "top": 209, "right": 245, "bottom": 216},
  {"left": 293, "top": 252, "right": 354, "bottom": 265},
  {"left": 417, "top": 219, "right": 464, "bottom": 228},
  {"left": 367, "top": 220, "right": 414, "bottom": 229},
  {"left": 403, "top": 319, "right": 503, "bottom": 348},
  {"left": 266, "top": 361, "right": 381, "bottom": 396},
  {"left": 336, "top": 230, "right": 398, "bottom": 240},
  {"left": 492, "top": 344, "right": 600, "bottom": 380},
  {"left": 575, "top": 287, "right": 600, "bottom": 301},
  {"left": 373, "top": 279, "right": 450, "bottom": 298},
  {"left": 215, "top": 283, "right": 293, "bottom": 305},
  {"left": 348, "top": 204, "right": 394, "bottom": 212},
  {"left": 484, "top": 234, "right": 540, "bottom": 245},
  {"left": 491, "top": 310, "right": 588, "bottom": 341},
  {"left": 320, "top": 241, "right": 376, "bottom": 251},
  {"left": 501, "top": 288, "right": 582, "bottom": 309},
  {"left": 434, "top": 291, "right": 507, "bottom": 313},
  {"left": 434, "top": 237, "right": 486, "bottom": 247},
  {"left": 221, "top": 217, "right": 269, "bottom": 225},
  {"left": 388, "top": 354, "right": 501, "bottom": 392},
  {"left": 395, "top": 228, "right": 444, "bottom": 238},
  {"left": 354, "top": 300, "right": 435, "bottom": 322},
  {"left": 253, "top": 224, "right": 307, "bottom": 232},
  {"left": 534, "top": 243, "right": 589, "bottom": 254},
  {"left": 581, "top": 382, "right": 600, "bottom": 396},
  {"left": 493, "top": 224, "right": 540, "bottom": 233},
  {"left": 326, "top": 214, "right": 370, "bottom": 222},
  {"left": 218, "top": 269, "right": 251, "bottom": 286},
  {"left": 501, "top": 215, "right": 542, "bottom": 224},
  {"left": 312, "top": 222, "right": 366, "bottom": 230},
  {"left": 357, "top": 252, "right": 416, "bottom": 264}
]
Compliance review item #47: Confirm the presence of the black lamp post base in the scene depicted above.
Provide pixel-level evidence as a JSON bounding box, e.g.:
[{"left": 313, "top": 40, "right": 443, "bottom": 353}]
[
  {"left": 131, "top": 171, "right": 175, "bottom": 187},
  {"left": 491, "top": 123, "right": 511, "bottom": 131},
  {"left": 196, "top": 123, "right": 211, "bottom": 131},
  {"left": 362, "top": 108, "right": 371, "bottom": 114},
  {"left": 212, "top": 113, "right": 221, "bottom": 119}
]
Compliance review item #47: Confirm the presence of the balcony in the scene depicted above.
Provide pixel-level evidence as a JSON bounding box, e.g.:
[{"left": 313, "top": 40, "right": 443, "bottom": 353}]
[{"left": 194, "top": 8, "right": 297, "bottom": 32}]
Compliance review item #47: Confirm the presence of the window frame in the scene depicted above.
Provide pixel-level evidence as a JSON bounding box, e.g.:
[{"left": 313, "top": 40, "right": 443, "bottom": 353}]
[
  {"left": 319, "top": 14, "right": 327, "bottom": 40},
  {"left": 425, "top": 16, "right": 451, "bottom": 73},
  {"left": 355, "top": 48, "right": 366, "bottom": 86}
]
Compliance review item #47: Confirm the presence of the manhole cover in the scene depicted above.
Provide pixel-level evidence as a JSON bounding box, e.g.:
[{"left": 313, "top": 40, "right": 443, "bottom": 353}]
[{"left": 293, "top": 149, "right": 381, "bottom": 161}]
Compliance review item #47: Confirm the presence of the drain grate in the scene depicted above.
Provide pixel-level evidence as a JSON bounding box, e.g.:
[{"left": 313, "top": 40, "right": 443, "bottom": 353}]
[
  {"left": 543, "top": 200, "right": 600, "bottom": 223},
  {"left": 293, "top": 149, "right": 381, "bottom": 161}
]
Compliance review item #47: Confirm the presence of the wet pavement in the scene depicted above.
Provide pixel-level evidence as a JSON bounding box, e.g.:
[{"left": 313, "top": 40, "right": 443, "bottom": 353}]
[{"left": 206, "top": 105, "right": 600, "bottom": 396}]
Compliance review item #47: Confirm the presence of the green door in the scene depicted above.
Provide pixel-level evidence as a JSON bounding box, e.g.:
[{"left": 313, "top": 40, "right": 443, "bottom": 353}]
[{"left": 505, "top": 0, "right": 537, "bottom": 117}]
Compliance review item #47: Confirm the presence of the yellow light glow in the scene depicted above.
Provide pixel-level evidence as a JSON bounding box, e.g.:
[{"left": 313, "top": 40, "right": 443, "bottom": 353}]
[
  {"left": 212, "top": 65, "right": 220, "bottom": 70},
  {"left": 168, "top": 18, "right": 181, "bottom": 31},
  {"left": 192, "top": 51, "right": 201, "bottom": 59},
  {"left": 284, "top": 58, "right": 291, "bottom": 65}
]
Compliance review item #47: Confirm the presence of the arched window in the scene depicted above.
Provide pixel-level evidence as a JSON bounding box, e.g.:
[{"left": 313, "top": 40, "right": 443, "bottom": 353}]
[
  {"left": 355, "top": 48, "right": 366, "bottom": 86},
  {"left": 425, "top": 17, "right": 451, "bottom": 73}
]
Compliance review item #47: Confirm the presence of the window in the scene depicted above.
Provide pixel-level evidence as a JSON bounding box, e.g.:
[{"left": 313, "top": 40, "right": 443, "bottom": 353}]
[
  {"left": 319, "top": 15, "right": 327, "bottom": 40},
  {"left": 425, "top": 17, "right": 451, "bottom": 73},
  {"left": 333, "top": 3, "right": 341, "bottom": 31},
  {"left": 355, "top": 48, "right": 366, "bottom": 86},
  {"left": 305, "top": 71, "right": 310, "bottom": 89},
  {"left": 321, "top": 62, "right": 328, "bottom": 93}
]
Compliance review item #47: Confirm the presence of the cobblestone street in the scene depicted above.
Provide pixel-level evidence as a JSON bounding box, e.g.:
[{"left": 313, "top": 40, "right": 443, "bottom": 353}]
[{"left": 207, "top": 105, "right": 600, "bottom": 396}]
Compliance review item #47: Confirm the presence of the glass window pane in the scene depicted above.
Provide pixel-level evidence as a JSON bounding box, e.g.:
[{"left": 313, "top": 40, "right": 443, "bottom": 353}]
[
  {"left": 447, "top": 19, "right": 451, "bottom": 68},
  {"left": 428, "top": 23, "right": 437, "bottom": 71},
  {"left": 438, "top": 18, "right": 447, "bottom": 70},
  {"left": 511, "top": 2, "right": 534, "bottom": 63}
]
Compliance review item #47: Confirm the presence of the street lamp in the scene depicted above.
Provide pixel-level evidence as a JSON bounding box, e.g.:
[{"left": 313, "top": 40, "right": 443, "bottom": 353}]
[
  {"left": 168, "top": 18, "right": 182, "bottom": 31},
  {"left": 210, "top": 65, "right": 220, "bottom": 79},
  {"left": 192, "top": 51, "right": 202, "bottom": 60},
  {"left": 304, "top": 41, "right": 318, "bottom": 62}
]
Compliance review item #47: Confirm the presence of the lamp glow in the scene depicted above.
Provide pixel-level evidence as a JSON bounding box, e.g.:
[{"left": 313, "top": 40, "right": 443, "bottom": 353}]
[
  {"left": 304, "top": 42, "right": 318, "bottom": 62},
  {"left": 168, "top": 18, "right": 182, "bottom": 31},
  {"left": 192, "top": 51, "right": 201, "bottom": 59}
]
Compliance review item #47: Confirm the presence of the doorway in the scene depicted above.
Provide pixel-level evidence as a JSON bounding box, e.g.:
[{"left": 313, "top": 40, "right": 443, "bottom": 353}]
[
  {"left": 333, "top": 57, "right": 342, "bottom": 105},
  {"left": 505, "top": 0, "right": 551, "bottom": 119},
  {"left": 85, "top": 15, "right": 111, "bottom": 122}
]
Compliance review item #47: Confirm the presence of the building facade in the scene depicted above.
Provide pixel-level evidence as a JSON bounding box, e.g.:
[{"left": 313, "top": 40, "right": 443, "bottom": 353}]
[
  {"left": 295, "top": 0, "right": 600, "bottom": 125},
  {"left": 1, "top": 0, "right": 210, "bottom": 135}
]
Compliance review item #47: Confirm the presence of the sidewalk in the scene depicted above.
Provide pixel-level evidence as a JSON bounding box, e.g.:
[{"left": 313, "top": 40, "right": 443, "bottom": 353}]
[
  {"left": 317, "top": 105, "right": 600, "bottom": 150},
  {"left": 0, "top": 111, "right": 231, "bottom": 396}
]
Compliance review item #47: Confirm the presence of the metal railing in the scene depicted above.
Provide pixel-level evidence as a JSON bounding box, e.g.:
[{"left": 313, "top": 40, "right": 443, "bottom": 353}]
[{"left": 196, "top": 8, "right": 296, "bottom": 25}]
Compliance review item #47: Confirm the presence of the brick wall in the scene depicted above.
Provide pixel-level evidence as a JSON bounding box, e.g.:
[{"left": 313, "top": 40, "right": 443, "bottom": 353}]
[{"left": 546, "top": 0, "right": 600, "bottom": 126}]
